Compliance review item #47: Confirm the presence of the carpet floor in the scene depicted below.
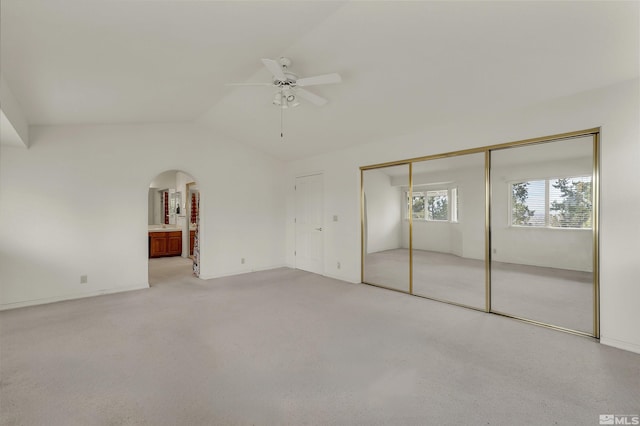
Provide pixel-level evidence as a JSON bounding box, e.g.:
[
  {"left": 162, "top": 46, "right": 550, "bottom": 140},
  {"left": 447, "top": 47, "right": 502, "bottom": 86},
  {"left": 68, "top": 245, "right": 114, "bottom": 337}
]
[
  {"left": 365, "top": 249, "right": 593, "bottom": 333},
  {"left": 1, "top": 258, "right": 638, "bottom": 425}
]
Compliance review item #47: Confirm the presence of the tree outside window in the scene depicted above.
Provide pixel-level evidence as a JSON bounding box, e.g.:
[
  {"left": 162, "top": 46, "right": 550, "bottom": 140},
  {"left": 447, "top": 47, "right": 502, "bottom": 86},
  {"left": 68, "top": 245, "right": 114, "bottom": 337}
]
[
  {"left": 512, "top": 181, "right": 538, "bottom": 226},
  {"left": 427, "top": 190, "right": 448, "bottom": 221},
  {"left": 411, "top": 193, "right": 425, "bottom": 219},
  {"left": 510, "top": 176, "right": 592, "bottom": 229},
  {"left": 549, "top": 177, "right": 592, "bottom": 228}
]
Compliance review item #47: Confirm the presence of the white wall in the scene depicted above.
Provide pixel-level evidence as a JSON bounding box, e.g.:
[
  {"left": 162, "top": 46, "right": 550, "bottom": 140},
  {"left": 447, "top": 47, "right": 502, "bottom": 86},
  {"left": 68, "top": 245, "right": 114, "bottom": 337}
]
[
  {"left": 362, "top": 169, "right": 403, "bottom": 254},
  {"left": 0, "top": 75, "right": 29, "bottom": 147},
  {"left": 149, "top": 170, "right": 177, "bottom": 190},
  {"left": 147, "top": 189, "right": 154, "bottom": 224},
  {"left": 285, "top": 78, "right": 640, "bottom": 354},
  {"left": 0, "top": 123, "right": 286, "bottom": 309}
]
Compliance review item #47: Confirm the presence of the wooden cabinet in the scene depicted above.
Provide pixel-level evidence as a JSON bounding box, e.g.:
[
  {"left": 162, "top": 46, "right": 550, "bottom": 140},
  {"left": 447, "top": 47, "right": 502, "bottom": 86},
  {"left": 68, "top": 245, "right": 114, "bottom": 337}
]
[
  {"left": 167, "top": 233, "right": 181, "bottom": 254},
  {"left": 189, "top": 230, "right": 195, "bottom": 256},
  {"left": 149, "top": 231, "right": 182, "bottom": 258},
  {"left": 150, "top": 235, "right": 167, "bottom": 257}
]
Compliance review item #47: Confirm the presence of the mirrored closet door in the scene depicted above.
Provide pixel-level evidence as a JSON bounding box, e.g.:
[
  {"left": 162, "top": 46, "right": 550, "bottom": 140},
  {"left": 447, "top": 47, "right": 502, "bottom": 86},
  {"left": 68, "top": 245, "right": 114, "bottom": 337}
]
[
  {"left": 411, "top": 154, "right": 486, "bottom": 309},
  {"left": 362, "top": 164, "right": 411, "bottom": 292},
  {"left": 490, "top": 136, "right": 595, "bottom": 334}
]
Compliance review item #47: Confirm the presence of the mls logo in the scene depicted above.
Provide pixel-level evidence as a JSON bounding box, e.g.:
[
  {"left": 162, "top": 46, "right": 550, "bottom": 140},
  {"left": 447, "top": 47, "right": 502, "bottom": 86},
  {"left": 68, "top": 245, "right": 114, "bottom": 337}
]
[{"left": 601, "top": 415, "right": 640, "bottom": 425}]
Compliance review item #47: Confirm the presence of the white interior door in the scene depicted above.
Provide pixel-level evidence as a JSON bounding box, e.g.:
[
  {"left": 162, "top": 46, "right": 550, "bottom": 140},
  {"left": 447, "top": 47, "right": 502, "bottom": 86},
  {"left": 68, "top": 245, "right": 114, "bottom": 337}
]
[{"left": 295, "top": 174, "right": 324, "bottom": 274}]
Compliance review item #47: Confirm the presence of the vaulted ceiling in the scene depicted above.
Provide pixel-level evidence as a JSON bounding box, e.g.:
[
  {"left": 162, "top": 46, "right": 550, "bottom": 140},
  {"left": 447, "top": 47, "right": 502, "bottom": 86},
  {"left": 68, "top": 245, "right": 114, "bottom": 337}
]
[{"left": 1, "top": 1, "right": 638, "bottom": 160}]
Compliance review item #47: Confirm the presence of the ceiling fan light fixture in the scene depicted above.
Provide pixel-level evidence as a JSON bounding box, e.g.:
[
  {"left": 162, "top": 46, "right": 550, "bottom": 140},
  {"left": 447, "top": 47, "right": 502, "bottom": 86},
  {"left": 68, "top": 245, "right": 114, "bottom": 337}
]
[
  {"left": 274, "top": 89, "right": 300, "bottom": 109},
  {"left": 288, "top": 93, "right": 300, "bottom": 107},
  {"left": 282, "top": 87, "right": 299, "bottom": 107}
]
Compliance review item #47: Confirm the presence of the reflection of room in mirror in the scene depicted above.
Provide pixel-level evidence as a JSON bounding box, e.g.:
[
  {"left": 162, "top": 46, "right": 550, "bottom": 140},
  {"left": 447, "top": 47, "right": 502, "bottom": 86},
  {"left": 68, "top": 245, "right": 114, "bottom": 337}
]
[
  {"left": 490, "top": 136, "right": 594, "bottom": 333},
  {"left": 363, "top": 154, "right": 487, "bottom": 308},
  {"left": 409, "top": 153, "right": 486, "bottom": 309},
  {"left": 361, "top": 132, "right": 597, "bottom": 336},
  {"left": 362, "top": 165, "right": 410, "bottom": 292}
]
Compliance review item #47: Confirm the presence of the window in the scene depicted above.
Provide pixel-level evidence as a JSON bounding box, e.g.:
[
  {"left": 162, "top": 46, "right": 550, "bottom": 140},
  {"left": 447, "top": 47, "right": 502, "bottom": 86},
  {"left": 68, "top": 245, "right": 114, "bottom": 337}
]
[
  {"left": 407, "top": 188, "right": 455, "bottom": 222},
  {"left": 510, "top": 176, "right": 592, "bottom": 229},
  {"left": 549, "top": 176, "right": 592, "bottom": 228},
  {"left": 511, "top": 180, "right": 546, "bottom": 226},
  {"left": 410, "top": 192, "right": 426, "bottom": 220},
  {"left": 427, "top": 190, "right": 448, "bottom": 221}
]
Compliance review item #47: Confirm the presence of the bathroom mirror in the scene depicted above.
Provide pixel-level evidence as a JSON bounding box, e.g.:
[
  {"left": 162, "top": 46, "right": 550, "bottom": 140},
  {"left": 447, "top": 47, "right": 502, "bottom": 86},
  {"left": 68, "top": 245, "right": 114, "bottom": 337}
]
[
  {"left": 490, "top": 136, "right": 594, "bottom": 333},
  {"left": 411, "top": 153, "right": 486, "bottom": 309},
  {"left": 171, "top": 191, "right": 182, "bottom": 216},
  {"left": 148, "top": 188, "right": 165, "bottom": 225},
  {"left": 362, "top": 164, "right": 410, "bottom": 292},
  {"left": 148, "top": 189, "right": 181, "bottom": 225}
]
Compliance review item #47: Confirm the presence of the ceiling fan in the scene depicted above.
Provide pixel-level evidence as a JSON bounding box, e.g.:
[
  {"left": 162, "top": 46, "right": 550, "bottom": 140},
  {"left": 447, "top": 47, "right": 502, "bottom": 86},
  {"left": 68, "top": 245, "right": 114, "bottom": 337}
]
[{"left": 227, "top": 57, "right": 342, "bottom": 108}]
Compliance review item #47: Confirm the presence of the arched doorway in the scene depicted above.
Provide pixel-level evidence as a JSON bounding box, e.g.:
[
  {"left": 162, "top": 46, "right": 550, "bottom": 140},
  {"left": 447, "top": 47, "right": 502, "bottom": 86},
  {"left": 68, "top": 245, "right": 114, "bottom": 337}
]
[{"left": 147, "top": 170, "right": 200, "bottom": 286}]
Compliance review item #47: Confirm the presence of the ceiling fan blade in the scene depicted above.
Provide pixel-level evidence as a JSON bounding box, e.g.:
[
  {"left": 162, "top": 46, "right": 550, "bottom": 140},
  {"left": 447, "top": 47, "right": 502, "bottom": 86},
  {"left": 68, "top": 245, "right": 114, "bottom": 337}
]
[
  {"left": 225, "top": 83, "right": 273, "bottom": 86},
  {"left": 296, "top": 88, "right": 328, "bottom": 106},
  {"left": 296, "top": 73, "right": 342, "bottom": 87},
  {"left": 261, "top": 58, "right": 287, "bottom": 81}
]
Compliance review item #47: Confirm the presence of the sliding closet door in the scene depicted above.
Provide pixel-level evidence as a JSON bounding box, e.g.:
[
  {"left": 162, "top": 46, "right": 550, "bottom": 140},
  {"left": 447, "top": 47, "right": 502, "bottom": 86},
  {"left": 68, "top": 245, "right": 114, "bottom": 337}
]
[
  {"left": 411, "top": 154, "right": 486, "bottom": 308},
  {"left": 362, "top": 165, "right": 410, "bottom": 292},
  {"left": 490, "top": 136, "right": 595, "bottom": 334}
]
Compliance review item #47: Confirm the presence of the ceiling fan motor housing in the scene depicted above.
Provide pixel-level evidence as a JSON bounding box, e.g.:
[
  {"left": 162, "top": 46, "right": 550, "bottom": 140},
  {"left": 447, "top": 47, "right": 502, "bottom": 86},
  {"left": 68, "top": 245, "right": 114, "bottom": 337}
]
[{"left": 278, "top": 57, "right": 292, "bottom": 68}]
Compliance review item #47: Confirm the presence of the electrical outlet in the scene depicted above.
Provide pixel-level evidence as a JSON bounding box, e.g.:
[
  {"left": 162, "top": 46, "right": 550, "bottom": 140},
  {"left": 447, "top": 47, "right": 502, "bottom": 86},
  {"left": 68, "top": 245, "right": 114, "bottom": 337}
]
[
  {"left": 241, "top": 258, "right": 245, "bottom": 264},
  {"left": 493, "top": 248, "right": 497, "bottom": 254},
  {"left": 337, "top": 261, "right": 341, "bottom": 269},
  {"left": 80, "top": 275, "right": 88, "bottom": 284},
  {"left": 333, "top": 215, "right": 338, "bottom": 222}
]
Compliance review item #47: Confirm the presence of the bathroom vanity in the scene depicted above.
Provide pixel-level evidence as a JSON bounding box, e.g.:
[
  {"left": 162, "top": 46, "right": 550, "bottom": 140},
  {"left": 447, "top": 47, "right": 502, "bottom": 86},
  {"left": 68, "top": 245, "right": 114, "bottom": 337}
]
[{"left": 148, "top": 229, "right": 182, "bottom": 258}]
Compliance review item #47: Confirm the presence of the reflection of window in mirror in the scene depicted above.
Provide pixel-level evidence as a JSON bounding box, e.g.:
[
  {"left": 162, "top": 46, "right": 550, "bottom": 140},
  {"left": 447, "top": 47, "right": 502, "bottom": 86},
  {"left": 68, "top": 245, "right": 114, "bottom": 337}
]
[
  {"left": 509, "top": 175, "right": 592, "bottom": 228},
  {"left": 451, "top": 187, "right": 459, "bottom": 223},
  {"left": 405, "top": 187, "right": 458, "bottom": 222},
  {"left": 426, "top": 190, "right": 448, "bottom": 221}
]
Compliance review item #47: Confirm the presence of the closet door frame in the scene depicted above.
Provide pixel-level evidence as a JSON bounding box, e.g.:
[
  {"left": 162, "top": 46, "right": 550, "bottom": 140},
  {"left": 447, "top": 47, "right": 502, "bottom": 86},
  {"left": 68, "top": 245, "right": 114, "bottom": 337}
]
[{"left": 360, "top": 127, "right": 600, "bottom": 338}]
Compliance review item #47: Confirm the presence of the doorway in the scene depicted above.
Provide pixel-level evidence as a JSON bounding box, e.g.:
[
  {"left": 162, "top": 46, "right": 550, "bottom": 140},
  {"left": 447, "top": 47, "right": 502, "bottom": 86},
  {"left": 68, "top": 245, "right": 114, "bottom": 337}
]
[
  {"left": 295, "top": 173, "right": 324, "bottom": 275},
  {"left": 147, "top": 170, "right": 200, "bottom": 285}
]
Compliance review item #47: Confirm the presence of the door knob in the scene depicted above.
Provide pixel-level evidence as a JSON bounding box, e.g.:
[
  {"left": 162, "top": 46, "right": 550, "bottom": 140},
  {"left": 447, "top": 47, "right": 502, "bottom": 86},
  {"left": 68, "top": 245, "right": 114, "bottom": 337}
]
[{"left": 315, "top": 227, "right": 323, "bottom": 231}]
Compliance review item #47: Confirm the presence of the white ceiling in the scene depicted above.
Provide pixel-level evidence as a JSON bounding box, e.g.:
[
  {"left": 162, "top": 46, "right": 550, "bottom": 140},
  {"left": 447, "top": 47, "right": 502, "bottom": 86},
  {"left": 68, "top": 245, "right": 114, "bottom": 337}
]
[{"left": 1, "top": 1, "right": 638, "bottom": 160}]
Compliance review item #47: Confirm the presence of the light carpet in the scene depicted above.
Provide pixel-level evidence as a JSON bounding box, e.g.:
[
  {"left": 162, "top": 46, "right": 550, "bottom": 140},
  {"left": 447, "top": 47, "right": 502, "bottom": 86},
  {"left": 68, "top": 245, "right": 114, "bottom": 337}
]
[{"left": 1, "top": 258, "right": 638, "bottom": 425}]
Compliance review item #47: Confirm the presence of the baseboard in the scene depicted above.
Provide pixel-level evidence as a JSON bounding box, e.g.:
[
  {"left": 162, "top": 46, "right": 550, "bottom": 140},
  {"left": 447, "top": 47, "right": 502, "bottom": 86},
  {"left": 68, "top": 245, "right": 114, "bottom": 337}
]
[
  {"left": 199, "top": 264, "right": 287, "bottom": 280},
  {"left": 0, "top": 283, "right": 150, "bottom": 311},
  {"left": 323, "top": 272, "right": 360, "bottom": 284},
  {"left": 600, "top": 336, "right": 640, "bottom": 354}
]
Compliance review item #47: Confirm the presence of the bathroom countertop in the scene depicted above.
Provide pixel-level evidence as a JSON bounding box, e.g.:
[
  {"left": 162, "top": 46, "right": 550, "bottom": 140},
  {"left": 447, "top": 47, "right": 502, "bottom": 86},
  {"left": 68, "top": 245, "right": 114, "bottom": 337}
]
[
  {"left": 148, "top": 226, "right": 197, "bottom": 233},
  {"left": 148, "top": 226, "right": 181, "bottom": 233}
]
